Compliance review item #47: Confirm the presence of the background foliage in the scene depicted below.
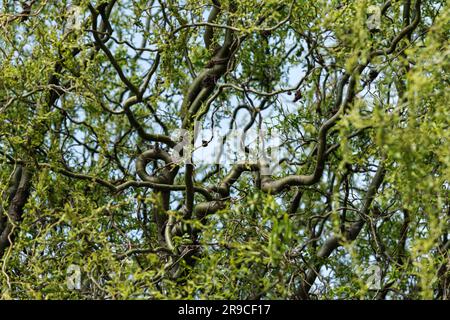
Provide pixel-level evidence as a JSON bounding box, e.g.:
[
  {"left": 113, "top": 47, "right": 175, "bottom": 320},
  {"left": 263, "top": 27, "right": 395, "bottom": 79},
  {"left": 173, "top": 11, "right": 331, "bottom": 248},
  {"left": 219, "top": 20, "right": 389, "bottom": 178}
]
[{"left": 0, "top": 0, "right": 449, "bottom": 299}]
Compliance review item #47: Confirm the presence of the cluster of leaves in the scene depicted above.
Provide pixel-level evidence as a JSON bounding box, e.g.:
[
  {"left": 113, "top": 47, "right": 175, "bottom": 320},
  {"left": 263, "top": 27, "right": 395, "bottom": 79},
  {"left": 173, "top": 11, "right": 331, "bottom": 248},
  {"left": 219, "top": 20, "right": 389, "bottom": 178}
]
[{"left": 0, "top": 0, "right": 449, "bottom": 299}]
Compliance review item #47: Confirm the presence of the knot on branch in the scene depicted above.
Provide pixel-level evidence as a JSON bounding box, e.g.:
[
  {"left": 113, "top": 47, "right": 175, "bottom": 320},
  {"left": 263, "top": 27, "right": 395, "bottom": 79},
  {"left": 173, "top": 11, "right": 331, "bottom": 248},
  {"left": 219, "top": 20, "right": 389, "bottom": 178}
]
[{"left": 202, "top": 74, "right": 220, "bottom": 88}]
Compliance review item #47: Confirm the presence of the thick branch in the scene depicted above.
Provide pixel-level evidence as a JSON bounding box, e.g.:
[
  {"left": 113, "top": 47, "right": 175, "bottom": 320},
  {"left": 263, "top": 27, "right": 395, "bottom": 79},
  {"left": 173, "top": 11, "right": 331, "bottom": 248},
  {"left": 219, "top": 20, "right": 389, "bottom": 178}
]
[
  {"left": 0, "top": 166, "right": 33, "bottom": 258},
  {"left": 296, "top": 164, "right": 386, "bottom": 299}
]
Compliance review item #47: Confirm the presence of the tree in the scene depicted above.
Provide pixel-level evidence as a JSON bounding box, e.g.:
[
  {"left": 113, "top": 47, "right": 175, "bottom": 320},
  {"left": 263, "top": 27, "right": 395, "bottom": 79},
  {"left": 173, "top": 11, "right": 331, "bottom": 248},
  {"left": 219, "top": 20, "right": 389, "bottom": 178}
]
[{"left": 0, "top": 0, "right": 448, "bottom": 299}]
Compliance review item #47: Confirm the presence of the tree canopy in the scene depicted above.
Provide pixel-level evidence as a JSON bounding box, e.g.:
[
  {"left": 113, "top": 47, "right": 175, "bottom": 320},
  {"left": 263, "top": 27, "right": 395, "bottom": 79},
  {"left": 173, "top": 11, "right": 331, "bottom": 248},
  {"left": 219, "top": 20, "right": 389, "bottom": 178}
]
[{"left": 0, "top": 0, "right": 449, "bottom": 299}]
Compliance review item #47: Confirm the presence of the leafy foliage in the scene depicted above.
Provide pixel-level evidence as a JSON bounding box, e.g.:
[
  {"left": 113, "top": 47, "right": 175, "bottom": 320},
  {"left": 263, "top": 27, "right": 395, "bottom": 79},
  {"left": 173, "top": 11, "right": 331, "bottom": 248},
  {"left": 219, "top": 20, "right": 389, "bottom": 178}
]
[{"left": 0, "top": 0, "right": 449, "bottom": 299}]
